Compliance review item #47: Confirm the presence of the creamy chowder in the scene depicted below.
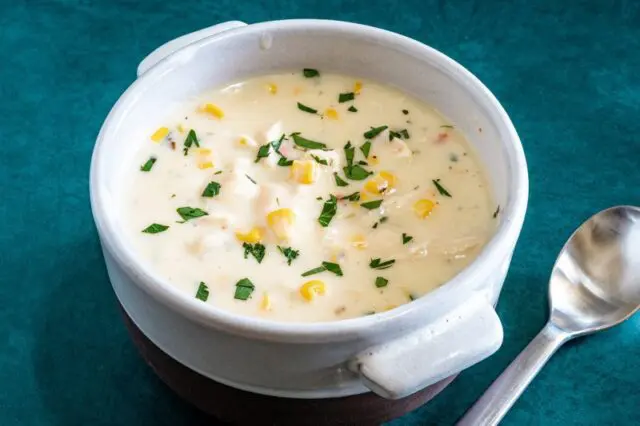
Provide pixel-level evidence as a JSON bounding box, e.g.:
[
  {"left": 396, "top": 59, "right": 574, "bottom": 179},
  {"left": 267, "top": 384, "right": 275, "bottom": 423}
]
[{"left": 122, "top": 70, "right": 498, "bottom": 322}]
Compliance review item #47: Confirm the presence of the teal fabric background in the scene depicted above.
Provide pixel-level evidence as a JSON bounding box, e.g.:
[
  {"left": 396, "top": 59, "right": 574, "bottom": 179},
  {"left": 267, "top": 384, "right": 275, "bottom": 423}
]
[{"left": 1, "top": 0, "right": 639, "bottom": 424}]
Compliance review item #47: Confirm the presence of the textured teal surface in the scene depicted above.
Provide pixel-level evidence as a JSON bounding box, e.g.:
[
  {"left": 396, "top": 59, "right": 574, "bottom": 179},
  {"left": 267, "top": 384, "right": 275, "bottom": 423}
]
[{"left": 1, "top": 1, "right": 639, "bottom": 425}]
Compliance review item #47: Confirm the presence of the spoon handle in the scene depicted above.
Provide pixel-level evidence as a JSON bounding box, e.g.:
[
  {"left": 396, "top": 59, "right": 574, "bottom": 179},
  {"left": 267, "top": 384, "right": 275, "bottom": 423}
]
[{"left": 457, "top": 322, "right": 570, "bottom": 426}]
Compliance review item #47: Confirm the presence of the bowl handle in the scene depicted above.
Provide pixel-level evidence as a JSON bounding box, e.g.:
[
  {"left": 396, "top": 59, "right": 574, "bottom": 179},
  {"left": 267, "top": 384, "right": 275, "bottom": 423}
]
[
  {"left": 137, "top": 21, "right": 248, "bottom": 77},
  {"left": 348, "top": 293, "right": 503, "bottom": 399}
]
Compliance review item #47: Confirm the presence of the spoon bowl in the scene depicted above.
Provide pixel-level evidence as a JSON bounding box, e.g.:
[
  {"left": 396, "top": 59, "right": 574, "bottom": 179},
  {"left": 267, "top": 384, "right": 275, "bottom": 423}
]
[
  {"left": 459, "top": 206, "right": 640, "bottom": 426},
  {"left": 549, "top": 206, "right": 640, "bottom": 335}
]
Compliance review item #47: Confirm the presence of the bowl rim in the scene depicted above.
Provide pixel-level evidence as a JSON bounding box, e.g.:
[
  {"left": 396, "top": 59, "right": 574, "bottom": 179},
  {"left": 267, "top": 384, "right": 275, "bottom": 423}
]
[{"left": 90, "top": 19, "right": 529, "bottom": 341}]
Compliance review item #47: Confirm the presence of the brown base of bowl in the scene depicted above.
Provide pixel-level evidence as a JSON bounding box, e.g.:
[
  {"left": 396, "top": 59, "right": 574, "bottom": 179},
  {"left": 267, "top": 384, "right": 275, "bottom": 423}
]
[{"left": 121, "top": 306, "right": 457, "bottom": 425}]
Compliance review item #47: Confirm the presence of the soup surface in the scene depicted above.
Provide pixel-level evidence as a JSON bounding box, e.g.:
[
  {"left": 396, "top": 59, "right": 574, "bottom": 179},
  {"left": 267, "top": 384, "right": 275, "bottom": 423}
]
[{"left": 122, "top": 70, "right": 498, "bottom": 322}]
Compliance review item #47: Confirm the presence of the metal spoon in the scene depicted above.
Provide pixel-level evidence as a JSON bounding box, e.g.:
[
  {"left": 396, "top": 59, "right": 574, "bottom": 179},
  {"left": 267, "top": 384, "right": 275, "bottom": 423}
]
[{"left": 458, "top": 205, "right": 640, "bottom": 426}]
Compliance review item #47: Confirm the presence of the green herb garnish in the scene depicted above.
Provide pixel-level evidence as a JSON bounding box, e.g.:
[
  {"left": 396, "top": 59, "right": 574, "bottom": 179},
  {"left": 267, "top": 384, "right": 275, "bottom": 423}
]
[
  {"left": 277, "top": 246, "right": 299, "bottom": 265},
  {"left": 409, "top": 293, "right": 418, "bottom": 301},
  {"left": 214, "top": 170, "right": 223, "bottom": 175},
  {"left": 360, "top": 200, "right": 383, "bottom": 210},
  {"left": 142, "top": 223, "right": 169, "bottom": 234},
  {"left": 338, "top": 92, "right": 355, "bottom": 103},
  {"left": 318, "top": 194, "right": 338, "bottom": 227},
  {"left": 348, "top": 105, "right": 358, "bottom": 112},
  {"left": 234, "top": 278, "right": 255, "bottom": 300},
  {"left": 363, "top": 125, "right": 388, "bottom": 139},
  {"left": 140, "top": 157, "right": 157, "bottom": 172},
  {"left": 291, "top": 133, "right": 327, "bottom": 150},
  {"left": 322, "top": 261, "right": 343, "bottom": 276},
  {"left": 303, "top": 68, "right": 320, "bottom": 78},
  {"left": 389, "top": 129, "right": 410, "bottom": 140},
  {"left": 343, "top": 165, "right": 372, "bottom": 180},
  {"left": 202, "top": 181, "right": 221, "bottom": 198},
  {"left": 334, "top": 172, "right": 349, "bottom": 187},
  {"left": 255, "top": 144, "right": 271, "bottom": 162},
  {"left": 375, "top": 277, "right": 388, "bottom": 288},
  {"left": 297, "top": 102, "right": 318, "bottom": 114},
  {"left": 343, "top": 191, "right": 360, "bottom": 202},
  {"left": 440, "top": 124, "right": 454, "bottom": 129},
  {"left": 360, "top": 141, "right": 372, "bottom": 158},
  {"left": 243, "top": 243, "right": 266, "bottom": 263},
  {"left": 311, "top": 154, "right": 328, "bottom": 165},
  {"left": 301, "top": 266, "right": 327, "bottom": 277},
  {"left": 344, "top": 142, "right": 355, "bottom": 167},
  {"left": 195, "top": 282, "right": 209, "bottom": 301},
  {"left": 402, "top": 233, "right": 413, "bottom": 244},
  {"left": 379, "top": 216, "right": 388, "bottom": 223},
  {"left": 301, "top": 262, "right": 343, "bottom": 277},
  {"left": 493, "top": 205, "right": 501, "bottom": 218},
  {"left": 176, "top": 207, "right": 208, "bottom": 221},
  {"left": 277, "top": 157, "right": 293, "bottom": 167},
  {"left": 433, "top": 179, "right": 452, "bottom": 197},
  {"left": 183, "top": 129, "right": 200, "bottom": 155},
  {"left": 449, "top": 153, "right": 459, "bottom": 162},
  {"left": 370, "top": 257, "right": 396, "bottom": 270}
]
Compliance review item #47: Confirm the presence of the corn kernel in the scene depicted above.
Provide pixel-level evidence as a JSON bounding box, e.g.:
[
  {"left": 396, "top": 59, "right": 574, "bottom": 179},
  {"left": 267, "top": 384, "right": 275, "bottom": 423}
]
[
  {"left": 235, "top": 227, "right": 265, "bottom": 244},
  {"left": 201, "top": 103, "right": 224, "bottom": 119},
  {"left": 197, "top": 148, "right": 212, "bottom": 155},
  {"left": 290, "top": 160, "right": 317, "bottom": 184},
  {"left": 350, "top": 234, "right": 367, "bottom": 250},
  {"left": 260, "top": 293, "right": 272, "bottom": 311},
  {"left": 324, "top": 108, "right": 339, "bottom": 120},
  {"left": 354, "top": 81, "right": 363, "bottom": 95},
  {"left": 413, "top": 199, "right": 435, "bottom": 219},
  {"left": 197, "top": 161, "right": 214, "bottom": 169},
  {"left": 267, "top": 208, "right": 296, "bottom": 241},
  {"left": 267, "top": 83, "right": 278, "bottom": 94},
  {"left": 363, "top": 171, "right": 397, "bottom": 195},
  {"left": 368, "top": 156, "right": 379, "bottom": 165},
  {"left": 238, "top": 137, "right": 248, "bottom": 146},
  {"left": 150, "top": 127, "right": 169, "bottom": 142},
  {"left": 300, "top": 280, "right": 326, "bottom": 301},
  {"left": 177, "top": 124, "right": 185, "bottom": 134}
]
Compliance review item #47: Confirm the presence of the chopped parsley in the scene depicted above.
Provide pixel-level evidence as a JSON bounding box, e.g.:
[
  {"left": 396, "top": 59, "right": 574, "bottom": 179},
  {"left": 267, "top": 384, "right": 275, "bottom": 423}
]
[
  {"left": 433, "top": 179, "right": 452, "bottom": 197},
  {"left": 243, "top": 243, "right": 266, "bottom": 263},
  {"left": 297, "top": 102, "right": 318, "bottom": 114},
  {"left": 183, "top": 129, "right": 200, "bottom": 155},
  {"left": 214, "top": 170, "right": 223, "bottom": 175},
  {"left": 318, "top": 194, "right": 338, "bottom": 227},
  {"left": 360, "top": 141, "right": 372, "bottom": 158},
  {"left": 291, "top": 133, "right": 327, "bottom": 150},
  {"left": 348, "top": 105, "right": 358, "bottom": 112},
  {"left": 449, "top": 153, "right": 459, "bottom": 162},
  {"left": 234, "top": 278, "right": 255, "bottom": 300},
  {"left": 440, "top": 124, "right": 454, "bottom": 129},
  {"left": 402, "top": 109, "right": 409, "bottom": 115},
  {"left": 176, "top": 206, "right": 208, "bottom": 221},
  {"left": 375, "top": 277, "right": 388, "bottom": 288},
  {"left": 372, "top": 216, "right": 388, "bottom": 229},
  {"left": 363, "top": 125, "right": 388, "bottom": 139},
  {"left": 245, "top": 174, "right": 257, "bottom": 185},
  {"left": 343, "top": 164, "right": 372, "bottom": 180},
  {"left": 277, "top": 157, "right": 293, "bottom": 167},
  {"left": 334, "top": 172, "right": 349, "bottom": 187},
  {"left": 301, "top": 261, "right": 343, "bottom": 277},
  {"left": 344, "top": 142, "right": 355, "bottom": 167},
  {"left": 201, "top": 181, "right": 221, "bottom": 197},
  {"left": 255, "top": 144, "right": 271, "bottom": 162},
  {"left": 390, "top": 129, "right": 410, "bottom": 140},
  {"left": 140, "top": 157, "right": 157, "bottom": 172},
  {"left": 142, "top": 223, "right": 169, "bottom": 234},
  {"left": 493, "top": 205, "right": 501, "bottom": 218},
  {"left": 277, "top": 246, "right": 299, "bottom": 265},
  {"left": 303, "top": 68, "right": 320, "bottom": 78},
  {"left": 370, "top": 257, "right": 396, "bottom": 270},
  {"left": 195, "top": 282, "right": 209, "bottom": 301},
  {"left": 343, "top": 191, "right": 360, "bottom": 202},
  {"left": 338, "top": 92, "right": 355, "bottom": 103},
  {"left": 360, "top": 200, "right": 383, "bottom": 210},
  {"left": 402, "top": 233, "right": 413, "bottom": 244},
  {"left": 311, "top": 154, "right": 328, "bottom": 165}
]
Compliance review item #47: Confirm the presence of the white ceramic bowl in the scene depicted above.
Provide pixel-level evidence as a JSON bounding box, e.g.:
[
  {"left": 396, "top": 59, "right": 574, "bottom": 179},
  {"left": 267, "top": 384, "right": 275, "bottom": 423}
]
[{"left": 90, "top": 19, "right": 528, "bottom": 401}]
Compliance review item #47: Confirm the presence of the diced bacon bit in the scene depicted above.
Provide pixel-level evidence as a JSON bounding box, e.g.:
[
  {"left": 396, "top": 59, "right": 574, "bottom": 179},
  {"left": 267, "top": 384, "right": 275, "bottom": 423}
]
[
  {"left": 169, "top": 141, "right": 176, "bottom": 150},
  {"left": 436, "top": 132, "right": 449, "bottom": 144}
]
